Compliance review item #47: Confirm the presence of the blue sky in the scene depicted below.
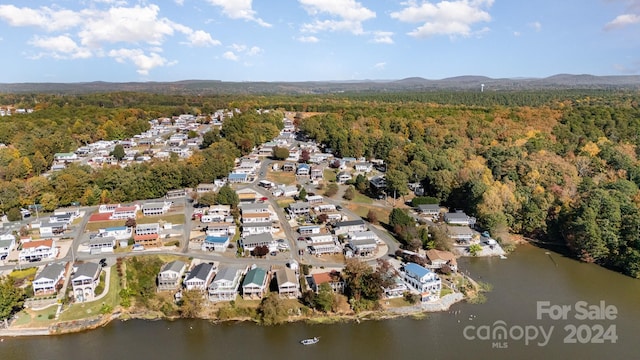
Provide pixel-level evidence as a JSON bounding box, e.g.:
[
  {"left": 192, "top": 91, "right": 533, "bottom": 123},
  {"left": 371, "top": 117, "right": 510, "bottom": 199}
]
[{"left": 0, "top": 0, "right": 639, "bottom": 82}]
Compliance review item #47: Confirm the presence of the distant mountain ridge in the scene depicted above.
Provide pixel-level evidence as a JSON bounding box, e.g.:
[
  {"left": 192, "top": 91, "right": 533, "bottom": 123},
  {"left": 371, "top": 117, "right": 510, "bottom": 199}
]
[{"left": 1, "top": 74, "right": 639, "bottom": 94}]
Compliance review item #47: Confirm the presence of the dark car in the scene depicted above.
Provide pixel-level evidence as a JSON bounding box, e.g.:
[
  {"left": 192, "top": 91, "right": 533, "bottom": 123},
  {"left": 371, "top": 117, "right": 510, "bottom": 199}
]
[
  {"left": 99, "top": 258, "right": 107, "bottom": 267},
  {"left": 336, "top": 205, "right": 343, "bottom": 211}
]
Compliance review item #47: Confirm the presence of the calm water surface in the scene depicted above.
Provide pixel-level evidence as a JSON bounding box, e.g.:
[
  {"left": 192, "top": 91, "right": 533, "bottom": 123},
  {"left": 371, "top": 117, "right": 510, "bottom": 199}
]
[{"left": 1, "top": 244, "right": 639, "bottom": 360}]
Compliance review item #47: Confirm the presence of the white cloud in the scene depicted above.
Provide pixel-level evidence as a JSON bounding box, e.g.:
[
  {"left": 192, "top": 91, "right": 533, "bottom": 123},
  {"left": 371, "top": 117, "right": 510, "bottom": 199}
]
[
  {"left": 0, "top": 5, "right": 82, "bottom": 32},
  {"left": 174, "top": 0, "right": 185, "bottom": 5},
  {"left": 206, "top": 0, "right": 271, "bottom": 27},
  {"left": 528, "top": 21, "right": 542, "bottom": 32},
  {"left": 373, "top": 62, "right": 386, "bottom": 70},
  {"left": 184, "top": 30, "right": 221, "bottom": 47},
  {"left": 614, "top": 59, "right": 640, "bottom": 74},
  {"left": 297, "top": 35, "right": 320, "bottom": 43},
  {"left": 108, "top": 48, "right": 172, "bottom": 75},
  {"left": 513, "top": 31, "right": 521, "bottom": 37},
  {"left": 28, "top": 35, "right": 92, "bottom": 59},
  {"left": 371, "top": 31, "right": 394, "bottom": 44},
  {"left": 605, "top": 13, "right": 640, "bottom": 30},
  {"left": 390, "top": 0, "right": 494, "bottom": 38},
  {"left": 223, "top": 51, "right": 239, "bottom": 61},
  {"left": 247, "top": 46, "right": 262, "bottom": 56},
  {"left": 0, "top": 3, "right": 218, "bottom": 75},
  {"left": 299, "top": 0, "right": 376, "bottom": 35}
]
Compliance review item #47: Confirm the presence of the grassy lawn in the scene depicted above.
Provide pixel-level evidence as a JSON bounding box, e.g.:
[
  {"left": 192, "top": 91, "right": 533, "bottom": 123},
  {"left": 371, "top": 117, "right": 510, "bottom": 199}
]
[
  {"left": 12, "top": 305, "right": 59, "bottom": 328},
  {"left": 59, "top": 266, "right": 120, "bottom": 322},
  {"left": 352, "top": 192, "right": 373, "bottom": 204},
  {"left": 277, "top": 198, "right": 295, "bottom": 208},
  {"left": 384, "top": 297, "right": 413, "bottom": 308},
  {"left": 347, "top": 204, "right": 390, "bottom": 225},
  {"left": 323, "top": 169, "right": 337, "bottom": 182},
  {"left": 138, "top": 213, "right": 185, "bottom": 225},
  {"left": 267, "top": 171, "right": 296, "bottom": 185}
]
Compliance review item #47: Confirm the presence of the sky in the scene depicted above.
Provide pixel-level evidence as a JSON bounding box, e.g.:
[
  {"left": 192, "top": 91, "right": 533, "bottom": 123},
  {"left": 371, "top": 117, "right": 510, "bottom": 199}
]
[{"left": 0, "top": 0, "right": 639, "bottom": 83}]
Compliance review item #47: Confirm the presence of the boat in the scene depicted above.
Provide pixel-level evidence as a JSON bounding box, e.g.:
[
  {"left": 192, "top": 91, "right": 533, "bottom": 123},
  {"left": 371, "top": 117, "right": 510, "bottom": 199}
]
[
  {"left": 499, "top": 254, "right": 507, "bottom": 260},
  {"left": 300, "top": 337, "right": 320, "bottom": 345}
]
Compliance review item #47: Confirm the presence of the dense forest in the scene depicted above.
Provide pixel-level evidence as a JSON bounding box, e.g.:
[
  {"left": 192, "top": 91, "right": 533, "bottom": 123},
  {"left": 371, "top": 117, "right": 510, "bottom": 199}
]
[{"left": 1, "top": 90, "right": 640, "bottom": 277}]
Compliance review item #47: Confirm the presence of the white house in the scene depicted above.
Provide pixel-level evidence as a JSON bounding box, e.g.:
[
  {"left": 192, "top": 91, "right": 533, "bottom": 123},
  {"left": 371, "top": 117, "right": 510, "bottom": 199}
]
[
  {"left": 39, "top": 220, "right": 67, "bottom": 237},
  {"left": 157, "top": 260, "right": 187, "bottom": 291},
  {"left": 241, "top": 222, "right": 274, "bottom": 236},
  {"left": 307, "top": 195, "right": 324, "bottom": 205},
  {"left": 184, "top": 263, "right": 216, "bottom": 291},
  {"left": 402, "top": 262, "right": 442, "bottom": 302},
  {"left": 333, "top": 219, "right": 367, "bottom": 235},
  {"left": 299, "top": 225, "right": 321, "bottom": 235},
  {"left": 88, "top": 236, "right": 116, "bottom": 254},
  {"left": 289, "top": 202, "right": 310, "bottom": 216},
  {"left": 32, "top": 262, "right": 66, "bottom": 296},
  {"left": 240, "top": 202, "right": 270, "bottom": 214},
  {"left": 241, "top": 233, "right": 276, "bottom": 252},
  {"left": 444, "top": 212, "right": 475, "bottom": 226},
  {"left": 208, "top": 266, "right": 244, "bottom": 302},
  {"left": 348, "top": 238, "right": 378, "bottom": 256},
  {"left": 242, "top": 212, "right": 272, "bottom": 223},
  {"left": 99, "top": 226, "right": 132, "bottom": 240},
  {"left": 242, "top": 266, "right": 269, "bottom": 299},
  {"left": 276, "top": 267, "right": 300, "bottom": 298},
  {"left": 354, "top": 162, "right": 373, "bottom": 173},
  {"left": 205, "top": 222, "right": 236, "bottom": 237},
  {"left": 142, "top": 202, "right": 172, "bottom": 216},
  {"left": 0, "top": 233, "right": 16, "bottom": 259},
  {"left": 416, "top": 204, "right": 441, "bottom": 218},
  {"left": 98, "top": 204, "right": 120, "bottom": 213},
  {"left": 110, "top": 205, "right": 138, "bottom": 220},
  {"left": 19, "top": 239, "right": 58, "bottom": 262},
  {"left": 71, "top": 262, "right": 102, "bottom": 302},
  {"left": 337, "top": 171, "right": 352, "bottom": 184},
  {"left": 447, "top": 226, "right": 474, "bottom": 243},
  {"left": 201, "top": 236, "right": 230, "bottom": 252}
]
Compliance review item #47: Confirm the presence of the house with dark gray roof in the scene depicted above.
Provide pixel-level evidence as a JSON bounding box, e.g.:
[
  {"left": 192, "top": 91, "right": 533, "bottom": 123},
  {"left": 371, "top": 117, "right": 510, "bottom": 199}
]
[
  {"left": 71, "top": 262, "right": 102, "bottom": 302},
  {"left": 184, "top": 263, "right": 215, "bottom": 291},
  {"left": 33, "top": 262, "right": 66, "bottom": 295}
]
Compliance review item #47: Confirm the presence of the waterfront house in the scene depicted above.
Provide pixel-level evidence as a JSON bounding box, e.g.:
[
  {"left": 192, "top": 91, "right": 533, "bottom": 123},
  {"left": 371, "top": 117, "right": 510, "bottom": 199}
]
[
  {"left": 309, "top": 271, "right": 344, "bottom": 293},
  {"left": 33, "top": 262, "right": 66, "bottom": 296},
  {"left": 184, "top": 263, "right": 215, "bottom": 291},
  {"left": 402, "top": 262, "right": 441, "bottom": 302},
  {"left": 71, "top": 262, "right": 102, "bottom": 302},
  {"left": 19, "top": 239, "right": 58, "bottom": 262},
  {"left": 333, "top": 219, "right": 367, "bottom": 235},
  {"left": 208, "top": 266, "right": 244, "bottom": 302},
  {"left": 446, "top": 226, "right": 474, "bottom": 243},
  {"left": 157, "top": 260, "right": 187, "bottom": 291},
  {"left": 384, "top": 275, "right": 409, "bottom": 298},
  {"left": 201, "top": 236, "right": 230, "bottom": 252},
  {"left": 242, "top": 266, "right": 269, "bottom": 299},
  {"left": 425, "top": 249, "right": 458, "bottom": 272},
  {"left": 275, "top": 267, "right": 300, "bottom": 298}
]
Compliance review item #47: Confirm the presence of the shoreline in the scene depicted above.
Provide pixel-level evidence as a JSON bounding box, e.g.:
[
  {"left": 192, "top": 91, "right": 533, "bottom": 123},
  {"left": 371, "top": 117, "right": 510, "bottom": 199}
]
[{"left": 0, "top": 293, "right": 466, "bottom": 337}]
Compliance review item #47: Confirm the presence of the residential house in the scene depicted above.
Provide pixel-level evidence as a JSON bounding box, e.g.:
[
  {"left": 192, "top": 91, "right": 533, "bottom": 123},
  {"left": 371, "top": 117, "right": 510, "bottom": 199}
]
[
  {"left": 240, "top": 202, "right": 270, "bottom": 214},
  {"left": 134, "top": 223, "right": 161, "bottom": 247},
  {"left": 241, "top": 222, "right": 273, "bottom": 237},
  {"left": 32, "top": 262, "right": 66, "bottom": 296},
  {"left": 333, "top": 219, "right": 367, "bottom": 235},
  {"left": 142, "top": 202, "right": 171, "bottom": 216},
  {"left": 201, "top": 236, "right": 230, "bottom": 252},
  {"left": 307, "top": 234, "right": 341, "bottom": 255},
  {"left": 310, "top": 166, "right": 323, "bottom": 180},
  {"left": 98, "top": 226, "right": 132, "bottom": 240},
  {"left": 309, "top": 271, "right": 344, "bottom": 293},
  {"left": 54, "top": 152, "right": 78, "bottom": 162},
  {"left": 298, "top": 225, "right": 321, "bottom": 235},
  {"left": 384, "top": 275, "right": 409, "bottom": 298},
  {"left": 416, "top": 204, "right": 441, "bottom": 218},
  {"left": 196, "top": 183, "right": 217, "bottom": 194},
  {"left": 208, "top": 266, "right": 244, "bottom": 302},
  {"left": 205, "top": 222, "right": 236, "bottom": 237},
  {"left": 289, "top": 201, "right": 310, "bottom": 216},
  {"left": 337, "top": 171, "right": 352, "bottom": 184},
  {"left": 369, "top": 175, "right": 387, "bottom": 194},
  {"left": 98, "top": 204, "right": 120, "bottom": 213},
  {"left": 209, "top": 205, "right": 231, "bottom": 216},
  {"left": 354, "top": 162, "right": 373, "bottom": 173},
  {"left": 242, "top": 266, "right": 269, "bottom": 299},
  {"left": 39, "top": 220, "right": 67, "bottom": 237},
  {"left": 165, "top": 189, "right": 187, "bottom": 199},
  {"left": 281, "top": 185, "right": 298, "bottom": 197},
  {"left": 425, "top": 249, "right": 458, "bottom": 272},
  {"left": 228, "top": 173, "right": 249, "bottom": 184},
  {"left": 275, "top": 267, "right": 300, "bottom": 298},
  {"left": 444, "top": 211, "right": 475, "bottom": 226},
  {"left": 88, "top": 236, "right": 116, "bottom": 254},
  {"left": 402, "top": 262, "right": 442, "bottom": 302},
  {"left": 282, "top": 162, "right": 296, "bottom": 172},
  {"left": 240, "top": 233, "right": 276, "bottom": 252},
  {"left": 19, "top": 239, "right": 58, "bottom": 262},
  {"left": 71, "top": 262, "right": 102, "bottom": 302},
  {"left": 242, "top": 212, "right": 271, "bottom": 223},
  {"left": 447, "top": 226, "right": 474, "bottom": 243},
  {"left": 110, "top": 205, "right": 138, "bottom": 220},
  {"left": 306, "top": 195, "right": 323, "bottom": 205},
  {"left": 236, "top": 188, "right": 257, "bottom": 203},
  {"left": 348, "top": 238, "right": 378, "bottom": 257},
  {"left": 296, "top": 163, "right": 310, "bottom": 176},
  {"left": 0, "top": 233, "right": 16, "bottom": 259},
  {"left": 157, "top": 260, "right": 187, "bottom": 291},
  {"left": 184, "top": 263, "right": 216, "bottom": 291}
]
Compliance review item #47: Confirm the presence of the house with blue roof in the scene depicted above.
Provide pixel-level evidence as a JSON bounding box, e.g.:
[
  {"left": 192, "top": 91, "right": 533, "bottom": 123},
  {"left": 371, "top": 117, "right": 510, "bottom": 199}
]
[
  {"left": 402, "top": 262, "right": 442, "bottom": 302},
  {"left": 201, "top": 235, "right": 230, "bottom": 252},
  {"left": 296, "top": 163, "right": 310, "bottom": 176},
  {"left": 228, "top": 172, "right": 249, "bottom": 184}
]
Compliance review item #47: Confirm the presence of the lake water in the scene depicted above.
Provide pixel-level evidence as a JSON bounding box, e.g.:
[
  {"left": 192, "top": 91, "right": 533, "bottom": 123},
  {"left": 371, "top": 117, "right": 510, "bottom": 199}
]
[{"left": 1, "top": 243, "right": 639, "bottom": 360}]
